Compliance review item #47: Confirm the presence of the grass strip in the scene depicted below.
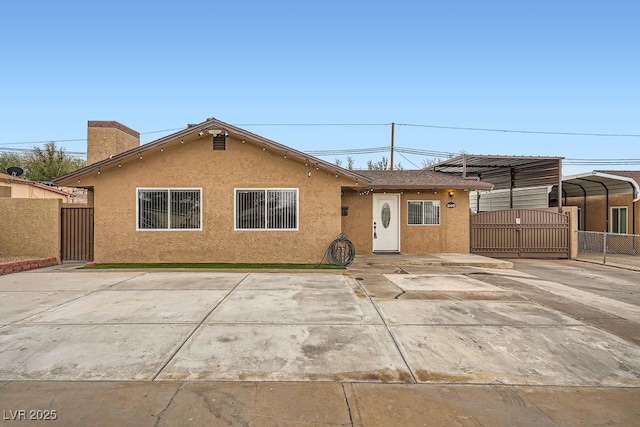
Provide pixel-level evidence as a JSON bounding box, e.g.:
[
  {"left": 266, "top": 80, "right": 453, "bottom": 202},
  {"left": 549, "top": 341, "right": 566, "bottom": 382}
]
[{"left": 82, "top": 262, "right": 345, "bottom": 270}]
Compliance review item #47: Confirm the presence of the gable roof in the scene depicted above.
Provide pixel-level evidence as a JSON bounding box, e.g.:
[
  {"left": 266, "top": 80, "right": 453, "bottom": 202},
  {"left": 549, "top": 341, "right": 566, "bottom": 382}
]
[
  {"left": 53, "top": 118, "right": 372, "bottom": 186},
  {"left": 356, "top": 169, "right": 494, "bottom": 190},
  {"left": 0, "top": 172, "right": 74, "bottom": 197}
]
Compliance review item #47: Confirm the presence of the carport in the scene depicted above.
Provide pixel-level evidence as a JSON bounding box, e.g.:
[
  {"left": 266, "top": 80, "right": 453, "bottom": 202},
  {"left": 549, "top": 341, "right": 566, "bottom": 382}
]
[
  {"left": 550, "top": 171, "right": 640, "bottom": 234},
  {"left": 431, "top": 154, "right": 565, "bottom": 212},
  {"left": 431, "top": 155, "right": 569, "bottom": 258}
]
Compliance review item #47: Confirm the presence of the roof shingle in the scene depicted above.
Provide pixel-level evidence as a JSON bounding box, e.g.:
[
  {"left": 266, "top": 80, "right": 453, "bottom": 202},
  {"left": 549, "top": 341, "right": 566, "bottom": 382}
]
[{"left": 356, "top": 169, "right": 494, "bottom": 190}]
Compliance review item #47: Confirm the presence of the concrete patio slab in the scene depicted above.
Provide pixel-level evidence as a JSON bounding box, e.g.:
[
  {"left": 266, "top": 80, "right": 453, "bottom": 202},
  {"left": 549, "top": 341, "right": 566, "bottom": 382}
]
[
  {"left": 376, "top": 300, "right": 584, "bottom": 326},
  {"left": 345, "top": 384, "right": 640, "bottom": 427},
  {"left": 0, "top": 271, "right": 143, "bottom": 291},
  {"left": 0, "top": 324, "right": 193, "bottom": 380},
  {"left": 206, "top": 288, "right": 380, "bottom": 324},
  {"left": 384, "top": 274, "right": 505, "bottom": 292},
  {"left": 392, "top": 325, "right": 640, "bottom": 386},
  {"left": 0, "top": 291, "right": 87, "bottom": 326},
  {"left": 156, "top": 382, "right": 351, "bottom": 427},
  {"left": 25, "top": 290, "right": 228, "bottom": 324},
  {"left": 111, "top": 272, "right": 247, "bottom": 290},
  {"left": 158, "top": 324, "right": 411, "bottom": 382},
  {"left": 237, "top": 273, "right": 354, "bottom": 290}
]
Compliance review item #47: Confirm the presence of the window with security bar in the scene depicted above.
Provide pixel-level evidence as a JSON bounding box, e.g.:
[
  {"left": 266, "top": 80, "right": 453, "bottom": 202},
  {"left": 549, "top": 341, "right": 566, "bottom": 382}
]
[
  {"left": 137, "top": 188, "right": 202, "bottom": 230},
  {"left": 235, "top": 189, "right": 298, "bottom": 230},
  {"left": 407, "top": 200, "right": 440, "bottom": 225}
]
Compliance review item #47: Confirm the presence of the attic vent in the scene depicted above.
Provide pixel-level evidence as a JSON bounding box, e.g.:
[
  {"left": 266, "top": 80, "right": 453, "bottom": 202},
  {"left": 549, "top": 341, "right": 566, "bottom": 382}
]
[{"left": 213, "top": 134, "right": 226, "bottom": 151}]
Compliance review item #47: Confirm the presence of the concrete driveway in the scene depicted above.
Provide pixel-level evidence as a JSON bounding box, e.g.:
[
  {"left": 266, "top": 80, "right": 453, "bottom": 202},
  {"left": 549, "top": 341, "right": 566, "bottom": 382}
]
[{"left": 1, "top": 260, "right": 640, "bottom": 425}]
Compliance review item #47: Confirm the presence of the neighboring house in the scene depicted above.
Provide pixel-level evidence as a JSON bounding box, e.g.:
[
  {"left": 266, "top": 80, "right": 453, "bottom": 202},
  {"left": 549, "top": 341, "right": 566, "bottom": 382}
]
[
  {"left": 470, "top": 170, "right": 640, "bottom": 234},
  {"left": 556, "top": 170, "right": 640, "bottom": 234},
  {"left": 53, "top": 118, "right": 493, "bottom": 264},
  {"left": 0, "top": 172, "right": 77, "bottom": 202}
]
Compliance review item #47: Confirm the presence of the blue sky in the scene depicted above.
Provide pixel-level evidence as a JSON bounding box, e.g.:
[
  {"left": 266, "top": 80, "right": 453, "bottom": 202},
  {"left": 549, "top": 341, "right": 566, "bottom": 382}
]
[{"left": 1, "top": 0, "right": 638, "bottom": 175}]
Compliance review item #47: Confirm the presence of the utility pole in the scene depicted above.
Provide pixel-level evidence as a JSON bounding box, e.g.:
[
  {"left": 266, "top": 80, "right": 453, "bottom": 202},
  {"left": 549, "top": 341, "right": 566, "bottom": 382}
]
[{"left": 390, "top": 122, "right": 395, "bottom": 170}]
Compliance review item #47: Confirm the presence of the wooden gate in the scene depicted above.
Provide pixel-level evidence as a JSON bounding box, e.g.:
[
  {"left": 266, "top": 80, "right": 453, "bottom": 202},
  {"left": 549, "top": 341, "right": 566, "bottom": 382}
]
[
  {"left": 61, "top": 206, "right": 94, "bottom": 261},
  {"left": 470, "top": 209, "right": 569, "bottom": 258}
]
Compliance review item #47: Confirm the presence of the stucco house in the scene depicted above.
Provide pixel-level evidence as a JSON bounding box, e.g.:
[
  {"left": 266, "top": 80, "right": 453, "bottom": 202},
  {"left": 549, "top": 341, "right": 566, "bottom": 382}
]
[
  {"left": 54, "top": 118, "right": 493, "bottom": 264},
  {"left": 0, "top": 172, "right": 76, "bottom": 202}
]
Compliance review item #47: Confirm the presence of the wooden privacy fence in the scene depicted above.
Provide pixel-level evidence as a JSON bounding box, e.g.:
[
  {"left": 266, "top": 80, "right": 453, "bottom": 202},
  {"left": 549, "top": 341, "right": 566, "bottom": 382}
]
[
  {"left": 61, "top": 206, "right": 94, "bottom": 261},
  {"left": 470, "top": 209, "right": 569, "bottom": 258}
]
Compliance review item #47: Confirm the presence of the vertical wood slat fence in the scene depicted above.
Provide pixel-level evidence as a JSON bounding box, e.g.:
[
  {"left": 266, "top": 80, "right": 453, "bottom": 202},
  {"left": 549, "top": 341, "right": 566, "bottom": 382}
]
[
  {"left": 470, "top": 209, "right": 569, "bottom": 258},
  {"left": 61, "top": 206, "right": 94, "bottom": 261}
]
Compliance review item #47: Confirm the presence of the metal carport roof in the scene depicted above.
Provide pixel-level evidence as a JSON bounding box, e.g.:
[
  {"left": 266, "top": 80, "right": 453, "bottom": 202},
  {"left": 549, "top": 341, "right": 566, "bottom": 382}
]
[
  {"left": 431, "top": 154, "right": 564, "bottom": 210},
  {"left": 551, "top": 171, "right": 640, "bottom": 202}
]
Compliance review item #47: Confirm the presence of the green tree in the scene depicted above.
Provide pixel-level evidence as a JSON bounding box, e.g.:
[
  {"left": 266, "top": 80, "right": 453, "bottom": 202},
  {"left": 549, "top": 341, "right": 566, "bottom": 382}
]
[
  {"left": 0, "top": 152, "right": 26, "bottom": 176},
  {"left": 22, "top": 142, "right": 86, "bottom": 182}
]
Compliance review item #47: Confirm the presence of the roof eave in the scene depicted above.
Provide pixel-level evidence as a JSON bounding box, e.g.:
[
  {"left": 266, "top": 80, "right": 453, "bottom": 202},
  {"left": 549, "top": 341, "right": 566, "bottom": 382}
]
[
  {"left": 53, "top": 118, "right": 373, "bottom": 186},
  {"left": 369, "top": 183, "right": 494, "bottom": 191}
]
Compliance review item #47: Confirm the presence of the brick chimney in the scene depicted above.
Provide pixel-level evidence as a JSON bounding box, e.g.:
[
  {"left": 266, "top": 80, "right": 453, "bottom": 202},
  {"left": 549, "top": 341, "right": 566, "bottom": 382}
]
[{"left": 87, "top": 121, "right": 140, "bottom": 165}]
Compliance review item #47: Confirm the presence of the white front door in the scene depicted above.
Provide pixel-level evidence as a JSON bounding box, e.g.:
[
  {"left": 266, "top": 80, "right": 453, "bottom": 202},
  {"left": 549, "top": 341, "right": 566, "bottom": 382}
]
[{"left": 372, "top": 194, "right": 400, "bottom": 252}]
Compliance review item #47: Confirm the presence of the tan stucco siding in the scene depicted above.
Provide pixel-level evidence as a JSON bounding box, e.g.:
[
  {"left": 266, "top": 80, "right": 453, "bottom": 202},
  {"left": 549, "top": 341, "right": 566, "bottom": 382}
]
[
  {"left": 341, "top": 189, "right": 373, "bottom": 253},
  {"left": 88, "top": 136, "right": 355, "bottom": 263},
  {"left": 564, "top": 194, "right": 638, "bottom": 233},
  {"left": 341, "top": 189, "right": 471, "bottom": 254},
  {"left": 0, "top": 198, "right": 61, "bottom": 259}
]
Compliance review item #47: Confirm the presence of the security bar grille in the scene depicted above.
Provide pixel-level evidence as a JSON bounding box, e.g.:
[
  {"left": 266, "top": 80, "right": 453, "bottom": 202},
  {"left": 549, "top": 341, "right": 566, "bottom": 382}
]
[
  {"left": 138, "top": 189, "right": 201, "bottom": 230},
  {"left": 236, "top": 189, "right": 298, "bottom": 230},
  {"left": 408, "top": 200, "right": 440, "bottom": 225}
]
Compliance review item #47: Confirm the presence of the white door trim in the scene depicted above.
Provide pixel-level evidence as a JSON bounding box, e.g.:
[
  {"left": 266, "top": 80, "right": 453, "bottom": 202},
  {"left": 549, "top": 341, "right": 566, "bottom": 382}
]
[{"left": 372, "top": 193, "right": 401, "bottom": 252}]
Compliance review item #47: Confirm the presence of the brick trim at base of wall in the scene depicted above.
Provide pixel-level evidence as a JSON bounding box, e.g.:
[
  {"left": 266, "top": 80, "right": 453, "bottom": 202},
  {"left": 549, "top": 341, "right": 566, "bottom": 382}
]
[{"left": 0, "top": 258, "right": 59, "bottom": 275}]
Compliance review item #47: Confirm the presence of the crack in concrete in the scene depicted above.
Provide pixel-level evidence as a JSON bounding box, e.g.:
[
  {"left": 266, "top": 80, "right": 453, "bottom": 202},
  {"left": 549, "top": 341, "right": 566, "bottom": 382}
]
[
  {"left": 153, "top": 382, "right": 183, "bottom": 427},
  {"left": 393, "top": 290, "right": 406, "bottom": 300},
  {"left": 341, "top": 383, "right": 355, "bottom": 427}
]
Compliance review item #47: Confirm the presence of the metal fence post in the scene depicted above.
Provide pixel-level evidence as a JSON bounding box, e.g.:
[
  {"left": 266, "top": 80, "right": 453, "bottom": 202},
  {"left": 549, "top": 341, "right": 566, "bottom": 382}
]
[{"left": 603, "top": 231, "right": 607, "bottom": 264}]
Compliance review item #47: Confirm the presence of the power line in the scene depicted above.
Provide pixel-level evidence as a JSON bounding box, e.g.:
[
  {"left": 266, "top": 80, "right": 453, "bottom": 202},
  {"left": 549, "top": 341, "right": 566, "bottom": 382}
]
[
  {"left": 306, "top": 147, "right": 389, "bottom": 156},
  {"left": 0, "top": 147, "right": 86, "bottom": 156},
  {"left": 0, "top": 127, "right": 186, "bottom": 146},
  {"left": 397, "top": 123, "right": 640, "bottom": 138},
  {"left": 2, "top": 121, "right": 639, "bottom": 146},
  {"left": 236, "top": 123, "right": 388, "bottom": 127},
  {"left": 395, "top": 151, "right": 421, "bottom": 168}
]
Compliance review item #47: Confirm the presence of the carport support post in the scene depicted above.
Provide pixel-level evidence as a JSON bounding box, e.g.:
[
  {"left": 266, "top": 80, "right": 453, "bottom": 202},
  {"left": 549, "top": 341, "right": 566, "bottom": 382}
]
[{"left": 557, "top": 159, "right": 563, "bottom": 213}]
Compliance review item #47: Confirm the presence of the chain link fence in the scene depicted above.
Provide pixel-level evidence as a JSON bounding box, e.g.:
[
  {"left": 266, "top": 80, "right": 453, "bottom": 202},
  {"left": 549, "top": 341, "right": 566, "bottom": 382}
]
[{"left": 577, "top": 231, "right": 640, "bottom": 271}]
